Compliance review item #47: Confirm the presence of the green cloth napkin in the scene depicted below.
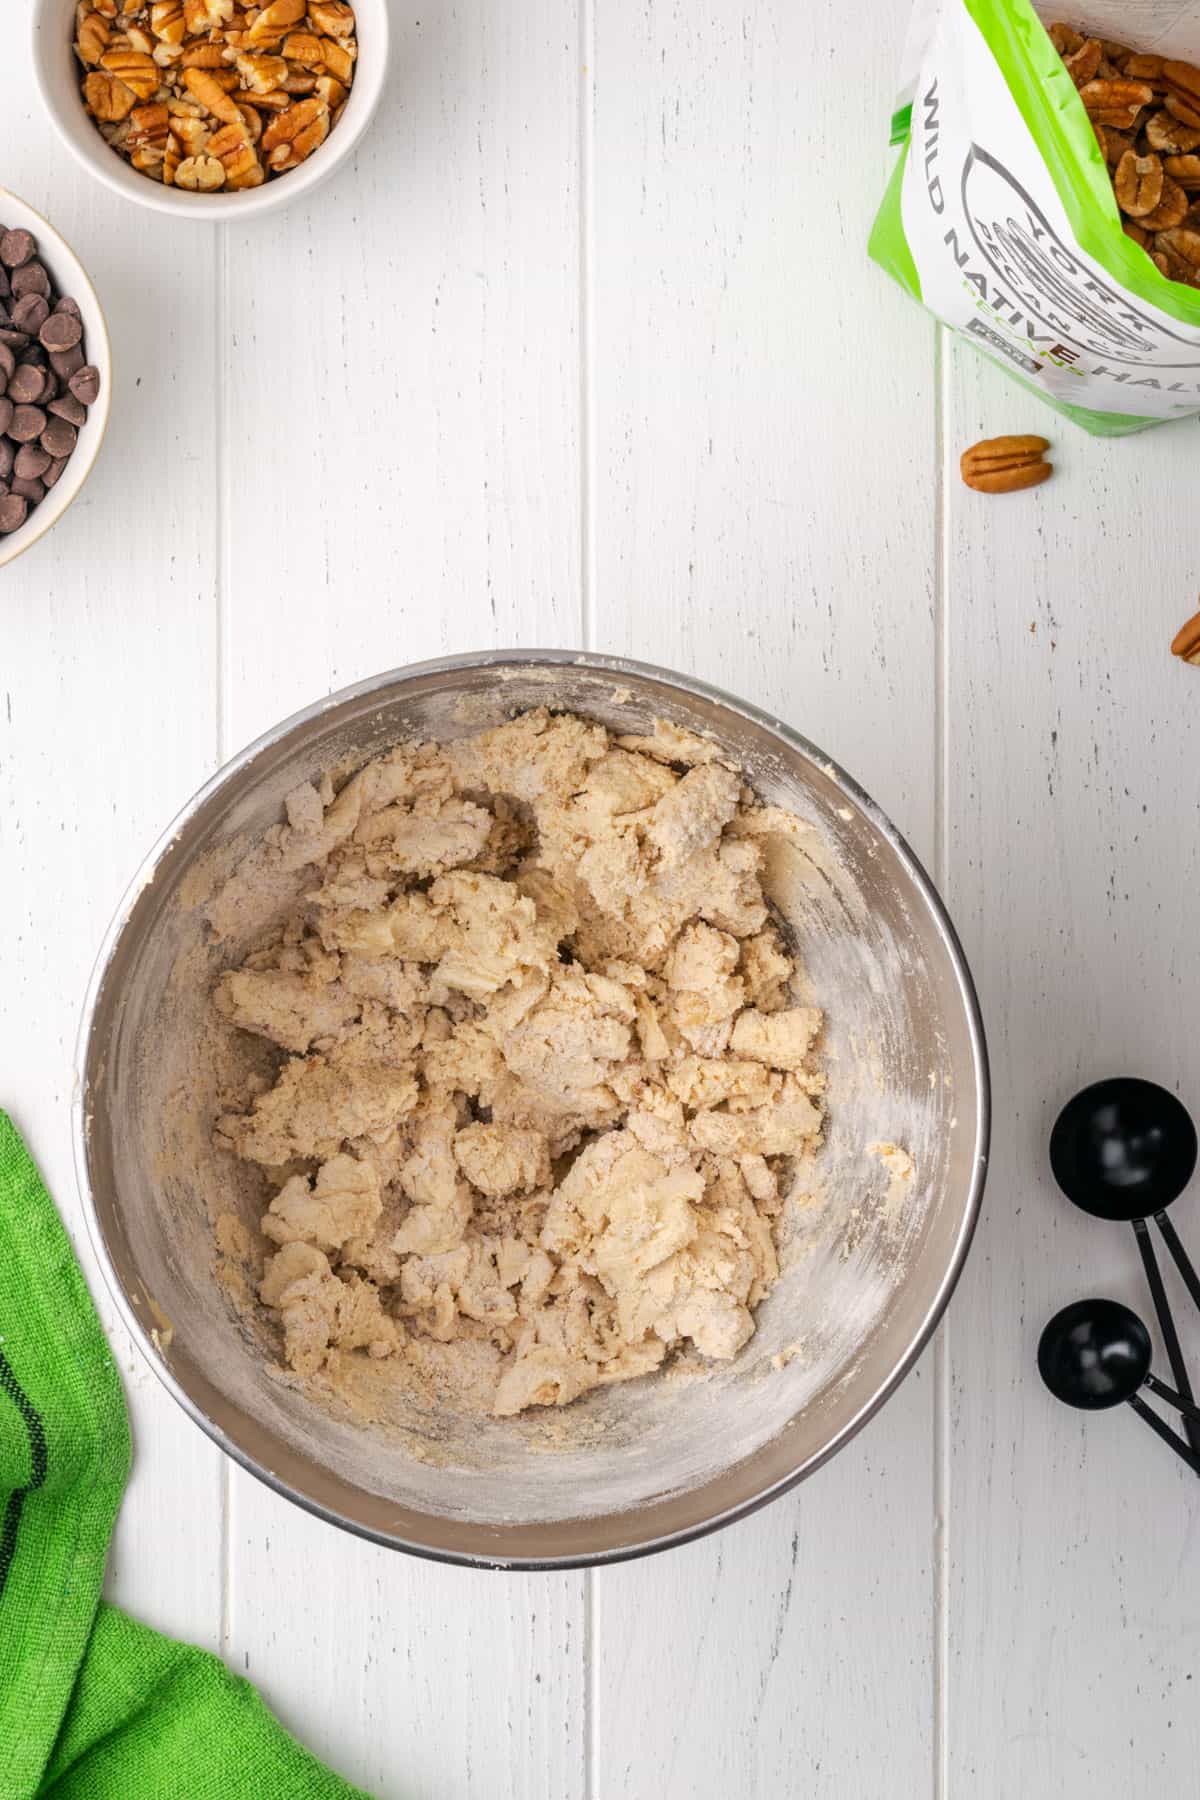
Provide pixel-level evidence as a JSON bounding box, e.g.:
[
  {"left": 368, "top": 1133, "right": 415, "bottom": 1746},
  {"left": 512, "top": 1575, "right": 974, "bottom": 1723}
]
[{"left": 0, "top": 1109, "right": 371, "bottom": 1800}]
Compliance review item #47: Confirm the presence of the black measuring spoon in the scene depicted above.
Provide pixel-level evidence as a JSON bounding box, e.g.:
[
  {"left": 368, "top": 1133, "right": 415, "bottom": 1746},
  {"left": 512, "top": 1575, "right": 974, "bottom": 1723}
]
[
  {"left": 1050, "top": 1077, "right": 1200, "bottom": 1455},
  {"left": 1038, "top": 1298, "right": 1200, "bottom": 1476}
]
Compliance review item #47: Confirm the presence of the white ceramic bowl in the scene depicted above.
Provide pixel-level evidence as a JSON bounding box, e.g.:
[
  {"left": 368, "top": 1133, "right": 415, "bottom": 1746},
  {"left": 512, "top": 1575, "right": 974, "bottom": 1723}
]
[
  {"left": 32, "top": 0, "right": 389, "bottom": 222},
  {"left": 0, "top": 189, "right": 111, "bottom": 572}
]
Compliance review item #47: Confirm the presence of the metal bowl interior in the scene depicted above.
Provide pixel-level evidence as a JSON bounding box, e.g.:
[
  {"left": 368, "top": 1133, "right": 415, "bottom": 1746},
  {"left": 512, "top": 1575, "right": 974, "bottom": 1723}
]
[{"left": 75, "top": 651, "right": 988, "bottom": 1568}]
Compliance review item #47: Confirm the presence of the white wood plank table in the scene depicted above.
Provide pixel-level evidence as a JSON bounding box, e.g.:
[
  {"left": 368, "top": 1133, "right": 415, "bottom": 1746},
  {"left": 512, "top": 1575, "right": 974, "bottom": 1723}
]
[{"left": 3, "top": 3, "right": 1199, "bottom": 1795}]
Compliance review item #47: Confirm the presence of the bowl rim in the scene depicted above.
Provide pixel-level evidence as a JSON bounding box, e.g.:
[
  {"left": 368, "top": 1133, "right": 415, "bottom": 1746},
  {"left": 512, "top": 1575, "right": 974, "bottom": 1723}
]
[
  {"left": 0, "top": 186, "right": 112, "bottom": 571},
  {"left": 73, "top": 648, "right": 991, "bottom": 1570},
  {"left": 31, "top": 0, "right": 390, "bottom": 222}
]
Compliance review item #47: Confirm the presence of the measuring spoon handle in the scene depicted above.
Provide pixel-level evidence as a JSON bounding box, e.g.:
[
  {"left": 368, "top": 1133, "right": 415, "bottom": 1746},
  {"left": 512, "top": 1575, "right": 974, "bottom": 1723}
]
[
  {"left": 1144, "top": 1370, "right": 1200, "bottom": 1427},
  {"left": 1128, "top": 1393, "right": 1200, "bottom": 1477},
  {"left": 1132, "top": 1218, "right": 1200, "bottom": 1457},
  {"left": 1153, "top": 1211, "right": 1200, "bottom": 1316}
]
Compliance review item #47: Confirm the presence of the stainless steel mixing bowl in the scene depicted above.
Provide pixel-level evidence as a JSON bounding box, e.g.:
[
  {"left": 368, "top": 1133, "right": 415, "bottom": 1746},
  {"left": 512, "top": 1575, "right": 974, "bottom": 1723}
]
[{"left": 74, "top": 650, "right": 988, "bottom": 1568}]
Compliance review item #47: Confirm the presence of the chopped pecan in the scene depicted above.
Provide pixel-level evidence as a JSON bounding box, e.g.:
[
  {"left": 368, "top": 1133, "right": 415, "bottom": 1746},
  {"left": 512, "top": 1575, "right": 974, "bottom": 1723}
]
[
  {"left": 261, "top": 94, "right": 329, "bottom": 169},
  {"left": 237, "top": 100, "right": 263, "bottom": 143},
  {"left": 245, "top": 0, "right": 306, "bottom": 48},
  {"left": 308, "top": 0, "right": 354, "bottom": 34},
  {"left": 75, "top": 0, "right": 355, "bottom": 188},
  {"left": 314, "top": 71, "right": 347, "bottom": 110},
  {"left": 960, "top": 435, "right": 1052, "bottom": 495},
  {"left": 175, "top": 152, "right": 225, "bottom": 189},
  {"left": 181, "top": 42, "right": 229, "bottom": 68},
  {"left": 98, "top": 46, "right": 159, "bottom": 98},
  {"left": 281, "top": 29, "right": 324, "bottom": 64},
  {"left": 317, "top": 34, "right": 354, "bottom": 82},
  {"left": 207, "top": 121, "right": 265, "bottom": 186},
  {"left": 150, "top": 0, "right": 185, "bottom": 43},
  {"left": 83, "top": 69, "right": 136, "bottom": 120},
  {"left": 183, "top": 64, "right": 245, "bottom": 125},
  {"left": 75, "top": 10, "right": 111, "bottom": 65},
  {"left": 234, "top": 50, "right": 288, "bottom": 93},
  {"left": 183, "top": 0, "right": 233, "bottom": 30}
]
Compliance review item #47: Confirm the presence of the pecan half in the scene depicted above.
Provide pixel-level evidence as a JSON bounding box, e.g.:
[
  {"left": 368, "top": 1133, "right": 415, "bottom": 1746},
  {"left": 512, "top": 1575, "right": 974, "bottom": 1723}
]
[
  {"left": 1077, "top": 78, "right": 1154, "bottom": 127},
  {"left": 960, "top": 436, "right": 1052, "bottom": 495},
  {"left": 1145, "top": 109, "right": 1200, "bottom": 153},
  {"left": 1171, "top": 609, "right": 1200, "bottom": 665},
  {"left": 1141, "top": 176, "right": 1188, "bottom": 230},
  {"left": 1114, "top": 149, "right": 1164, "bottom": 216},
  {"left": 1065, "top": 39, "right": 1103, "bottom": 87},
  {"left": 1154, "top": 226, "right": 1200, "bottom": 265},
  {"left": 1093, "top": 121, "right": 1131, "bottom": 166},
  {"left": 1163, "top": 59, "right": 1200, "bottom": 126},
  {"left": 1124, "top": 53, "right": 1166, "bottom": 88},
  {"left": 1048, "top": 22, "right": 1083, "bottom": 57},
  {"left": 1164, "top": 153, "right": 1200, "bottom": 189}
]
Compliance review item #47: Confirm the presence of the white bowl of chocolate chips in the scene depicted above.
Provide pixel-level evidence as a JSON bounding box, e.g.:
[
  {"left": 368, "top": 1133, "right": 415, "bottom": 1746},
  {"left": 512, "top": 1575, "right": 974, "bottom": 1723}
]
[{"left": 0, "top": 189, "right": 109, "bottom": 569}]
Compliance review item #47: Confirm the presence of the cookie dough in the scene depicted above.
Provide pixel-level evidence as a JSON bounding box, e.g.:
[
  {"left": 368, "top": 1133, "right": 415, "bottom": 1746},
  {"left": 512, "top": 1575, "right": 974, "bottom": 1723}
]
[{"left": 213, "top": 708, "right": 826, "bottom": 1417}]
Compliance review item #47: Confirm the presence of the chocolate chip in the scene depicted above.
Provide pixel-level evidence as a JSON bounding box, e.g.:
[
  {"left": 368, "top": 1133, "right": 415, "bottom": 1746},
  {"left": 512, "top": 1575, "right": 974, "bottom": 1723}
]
[
  {"left": 48, "top": 393, "right": 86, "bottom": 427},
  {"left": 0, "top": 492, "right": 28, "bottom": 532},
  {"left": 50, "top": 343, "right": 85, "bottom": 379},
  {"left": 69, "top": 364, "right": 100, "bottom": 405},
  {"left": 14, "top": 443, "right": 51, "bottom": 480},
  {"left": 8, "top": 405, "right": 46, "bottom": 443},
  {"left": 0, "top": 230, "right": 36, "bottom": 270},
  {"left": 11, "top": 261, "right": 50, "bottom": 300},
  {"left": 8, "top": 363, "right": 46, "bottom": 405},
  {"left": 12, "top": 295, "right": 49, "bottom": 335},
  {"left": 8, "top": 364, "right": 45, "bottom": 405},
  {"left": 39, "top": 309, "right": 81, "bottom": 353},
  {"left": 39, "top": 416, "right": 76, "bottom": 459},
  {"left": 0, "top": 227, "right": 97, "bottom": 533}
]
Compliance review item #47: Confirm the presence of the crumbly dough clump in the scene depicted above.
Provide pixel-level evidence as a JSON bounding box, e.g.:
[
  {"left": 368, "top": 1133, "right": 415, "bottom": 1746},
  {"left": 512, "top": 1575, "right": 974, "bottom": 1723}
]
[{"left": 213, "top": 709, "right": 826, "bottom": 1417}]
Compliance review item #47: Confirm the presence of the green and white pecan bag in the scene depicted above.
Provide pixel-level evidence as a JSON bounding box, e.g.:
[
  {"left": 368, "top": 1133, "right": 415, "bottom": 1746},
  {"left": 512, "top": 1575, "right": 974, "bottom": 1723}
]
[{"left": 870, "top": 0, "right": 1200, "bottom": 433}]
